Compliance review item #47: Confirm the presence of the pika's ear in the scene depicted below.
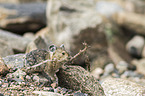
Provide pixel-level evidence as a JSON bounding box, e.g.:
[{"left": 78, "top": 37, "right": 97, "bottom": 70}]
[
  {"left": 60, "top": 44, "right": 65, "bottom": 50},
  {"left": 49, "top": 44, "right": 57, "bottom": 52}
]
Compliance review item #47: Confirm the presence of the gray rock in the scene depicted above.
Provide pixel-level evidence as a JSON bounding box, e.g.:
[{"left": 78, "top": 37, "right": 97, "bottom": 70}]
[
  {"left": 26, "top": 36, "right": 49, "bottom": 53},
  {"left": 33, "top": 75, "right": 40, "bottom": 82},
  {"left": 3, "top": 54, "right": 26, "bottom": 69},
  {"left": 142, "top": 45, "right": 145, "bottom": 58},
  {"left": 104, "top": 63, "right": 115, "bottom": 74},
  {"left": 73, "top": 92, "right": 88, "bottom": 96},
  {"left": 0, "top": 29, "right": 31, "bottom": 52},
  {"left": 0, "top": 3, "right": 47, "bottom": 33},
  {"left": 0, "top": 56, "right": 9, "bottom": 75},
  {"left": 23, "top": 32, "right": 35, "bottom": 41},
  {"left": 12, "top": 69, "right": 26, "bottom": 78},
  {"left": 25, "top": 75, "right": 31, "bottom": 80},
  {"left": 0, "top": 39, "right": 14, "bottom": 57},
  {"left": 121, "top": 70, "right": 143, "bottom": 78},
  {"left": 7, "top": 69, "right": 26, "bottom": 82},
  {"left": 132, "top": 59, "right": 145, "bottom": 75},
  {"left": 96, "top": 1, "right": 123, "bottom": 17},
  {"left": 0, "top": 0, "right": 47, "bottom": 3},
  {"left": 126, "top": 35, "right": 144, "bottom": 57},
  {"left": 101, "top": 78, "right": 145, "bottom": 96},
  {"left": 116, "top": 61, "right": 128, "bottom": 74},
  {"left": 32, "top": 91, "right": 63, "bottom": 96}
]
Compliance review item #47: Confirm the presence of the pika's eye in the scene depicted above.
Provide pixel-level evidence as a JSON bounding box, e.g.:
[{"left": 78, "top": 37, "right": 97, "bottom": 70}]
[
  {"left": 49, "top": 44, "right": 57, "bottom": 52},
  {"left": 62, "top": 52, "right": 65, "bottom": 55}
]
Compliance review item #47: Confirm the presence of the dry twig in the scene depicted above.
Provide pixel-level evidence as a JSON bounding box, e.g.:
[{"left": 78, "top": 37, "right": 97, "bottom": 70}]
[{"left": 70, "top": 42, "right": 88, "bottom": 61}]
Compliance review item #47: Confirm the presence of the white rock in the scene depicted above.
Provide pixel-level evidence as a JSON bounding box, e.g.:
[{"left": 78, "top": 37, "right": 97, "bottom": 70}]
[
  {"left": 101, "top": 78, "right": 145, "bottom": 96},
  {"left": 126, "top": 35, "right": 144, "bottom": 57},
  {"left": 104, "top": 63, "right": 114, "bottom": 74},
  {"left": 132, "top": 59, "right": 145, "bottom": 75},
  {"left": 116, "top": 61, "right": 128, "bottom": 74},
  {"left": 91, "top": 67, "right": 103, "bottom": 79}
]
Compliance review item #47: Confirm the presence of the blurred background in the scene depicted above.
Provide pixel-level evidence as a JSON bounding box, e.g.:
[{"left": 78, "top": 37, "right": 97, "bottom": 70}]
[
  {"left": 0, "top": 0, "right": 145, "bottom": 95},
  {"left": 0, "top": 0, "right": 145, "bottom": 88}
]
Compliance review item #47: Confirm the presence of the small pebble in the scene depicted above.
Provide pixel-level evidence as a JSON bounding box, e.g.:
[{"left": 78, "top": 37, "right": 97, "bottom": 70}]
[
  {"left": 121, "top": 71, "right": 144, "bottom": 78},
  {"left": 48, "top": 87, "right": 54, "bottom": 92},
  {"left": 104, "top": 63, "right": 115, "bottom": 74},
  {"left": 91, "top": 67, "right": 103, "bottom": 79},
  {"left": 73, "top": 92, "right": 88, "bottom": 96},
  {"left": 25, "top": 75, "right": 31, "bottom": 80},
  {"left": 2, "top": 83, "right": 8, "bottom": 88},
  {"left": 33, "top": 75, "right": 40, "bottom": 82},
  {"left": 111, "top": 73, "right": 120, "bottom": 78},
  {"left": 61, "top": 88, "right": 68, "bottom": 94},
  {"left": 116, "top": 61, "right": 128, "bottom": 74}
]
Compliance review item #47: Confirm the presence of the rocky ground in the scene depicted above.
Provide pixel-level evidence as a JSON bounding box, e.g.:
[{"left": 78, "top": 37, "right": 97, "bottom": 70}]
[{"left": 0, "top": 0, "right": 145, "bottom": 96}]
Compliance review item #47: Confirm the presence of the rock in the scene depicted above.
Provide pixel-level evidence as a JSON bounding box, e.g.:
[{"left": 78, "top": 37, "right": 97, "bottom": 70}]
[
  {"left": 73, "top": 92, "right": 88, "bottom": 96},
  {"left": 91, "top": 67, "right": 104, "bottom": 79},
  {"left": 57, "top": 66, "right": 105, "bottom": 96},
  {"left": 26, "top": 36, "right": 49, "bottom": 53},
  {"left": 128, "top": 78, "right": 145, "bottom": 87},
  {"left": 104, "top": 63, "right": 115, "bottom": 74},
  {"left": 35, "top": 27, "right": 50, "bottom": 43},
  {"left": 10, "top": 69, "right": 26, "bottom": 80},
  {"left": 25, "top": 75, "right": 31, "bottom": 80},
  {"left": 23, "top": 32, "right": 35, "bottom": 41},
  {"left": 0, "top": 39, "right": 14, "bottom": 57},
  {"left": 0, "top": 0, "right": 47, "bottom": 3},
  {"left": 121, "top": 70, "right": 143, "bottom": 79},
  {"left": 32, "top": 91, "right": 63, "bottom": 96},
  {"left": 116, "top": 61, "right": 128, "bottom": 74},
  {"left": 132, "top": 59, "right": 145, "bottom": 75},
  {"left": 0, "top": 29, "right": 31, "bottom": 52},
  {"left": 114, "top": 12, "right": 145, "bottom": 36},
  {"left": 96, "top": 1, "right": 123, "bottom": 17},
  {"left": 0, "top": 7, "right": 16, "bottom": 20},
  {"left": 2, "top": 54, "right": 26, "bottom": 69},
  {"left": 126, "top": 35, "right": 144, "bottom": 57},
  {"left": 0, "top": 56, "right": 9, "bottom": 75},
  {"left": 142, "top": 45, "right": 145, "bottom": 58},
  {"left": 101, "top": 78, "right": 145, "bottom": 96},
  {"left": 32, "top": 75, "right": 40, "bottom": 82},
  {"left": 120, "top": 0, "right": 145, "bottom": 14},
  {"left": 0, "top": 3, "right": 46, "bottom": 33}
]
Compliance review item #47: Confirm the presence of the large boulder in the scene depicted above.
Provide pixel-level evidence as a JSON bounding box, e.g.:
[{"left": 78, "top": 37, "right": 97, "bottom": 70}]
[
  {"left": 0, "top": 3, "right": 47, "bottom": 34},
  {"left": 0, "top": 29, "right": 31, "bottom": 52},
  {"left": 101, "top": 78, "right": 145, "bottom": 96}
]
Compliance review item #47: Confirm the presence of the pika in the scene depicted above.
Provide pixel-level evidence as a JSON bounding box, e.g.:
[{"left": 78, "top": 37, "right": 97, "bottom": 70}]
[{"left": 24, "top": 44, "right": 70, "bottom": 87}]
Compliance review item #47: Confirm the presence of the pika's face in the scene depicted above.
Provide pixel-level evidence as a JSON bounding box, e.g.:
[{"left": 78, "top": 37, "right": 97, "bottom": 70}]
[{"left": 48, "top": 44, "right": 69, "bottom": 61}]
